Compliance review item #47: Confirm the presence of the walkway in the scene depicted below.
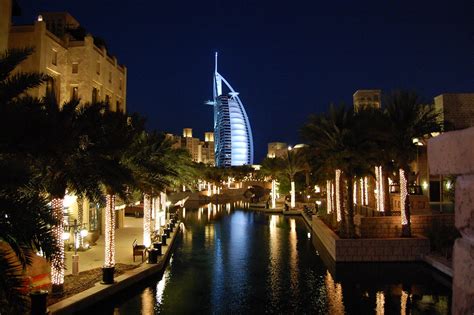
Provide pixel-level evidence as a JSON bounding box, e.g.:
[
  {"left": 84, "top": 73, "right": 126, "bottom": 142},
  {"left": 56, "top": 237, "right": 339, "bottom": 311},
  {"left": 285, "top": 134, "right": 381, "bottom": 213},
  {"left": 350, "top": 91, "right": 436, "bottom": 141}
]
[{"left": 64, "top": 216, "right": 145, "bottom": 275}]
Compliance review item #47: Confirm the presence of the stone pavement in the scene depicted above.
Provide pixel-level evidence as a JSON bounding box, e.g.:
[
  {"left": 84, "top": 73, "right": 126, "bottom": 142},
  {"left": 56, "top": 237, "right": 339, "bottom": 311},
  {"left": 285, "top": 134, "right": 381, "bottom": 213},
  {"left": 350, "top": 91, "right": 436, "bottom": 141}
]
[{"left": 64, "top": 216, "right": 145, "bottom": 275}]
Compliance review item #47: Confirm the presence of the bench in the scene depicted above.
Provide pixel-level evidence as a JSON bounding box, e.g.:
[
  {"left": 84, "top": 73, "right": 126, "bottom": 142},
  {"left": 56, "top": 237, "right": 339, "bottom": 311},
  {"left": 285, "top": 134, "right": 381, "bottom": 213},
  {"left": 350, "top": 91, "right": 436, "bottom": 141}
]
[{"left": 132, "top": 239, "right": 146, "bottom": 262}]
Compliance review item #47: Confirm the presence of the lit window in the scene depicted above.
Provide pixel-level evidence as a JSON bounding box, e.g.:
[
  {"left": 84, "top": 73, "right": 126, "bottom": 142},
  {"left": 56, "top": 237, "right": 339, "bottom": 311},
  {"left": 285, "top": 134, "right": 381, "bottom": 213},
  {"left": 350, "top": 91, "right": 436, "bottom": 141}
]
[{"left": 72, "top": 62, "right": 78, "bottom": 74}]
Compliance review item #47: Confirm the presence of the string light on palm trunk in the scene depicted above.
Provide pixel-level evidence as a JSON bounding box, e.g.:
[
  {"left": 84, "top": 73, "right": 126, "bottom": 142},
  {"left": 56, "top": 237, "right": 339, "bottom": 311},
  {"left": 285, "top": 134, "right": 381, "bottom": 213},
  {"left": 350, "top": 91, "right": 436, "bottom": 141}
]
[
  {"left": 143, "top": 194, "right": 151, "bottom": 247},
  {"left": 378, "top": 166, "right": 384, "bottom": 212},
  {"left": 335, "top": 170, "right": 342, "bottom": 222},
  {"left": 400, "top": 169, "right": 408, "bottom": 225},
  {"left": 51, "top": 198, "right": 64, "bottom": 286},
  {"left": 326, "top": 180, "right": 332, "bottom": 214},
  {"left": 104, "top": 194, "right": 115, "bottom": 268},
  {"left": 363, "top": 177, "right": 369, "bottom": 206}
]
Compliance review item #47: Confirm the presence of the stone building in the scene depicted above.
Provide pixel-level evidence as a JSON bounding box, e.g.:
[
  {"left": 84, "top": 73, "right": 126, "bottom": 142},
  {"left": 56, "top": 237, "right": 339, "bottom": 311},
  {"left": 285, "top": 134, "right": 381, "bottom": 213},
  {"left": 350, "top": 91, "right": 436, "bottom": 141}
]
[
  {"left": 8, "top": 12, "right": 127, "bottom": 111},
  {"left": 267, "top": 142, "right": 288, "bottom": 158},
  {"left": 435, "top": 93, "right": 474, "bottom": 130},
  {"left": 353, "top": 89, "right": 381, "bottom": 112},
  {"left": 166, "top": 128, "right": 215, "bottom": 165}
]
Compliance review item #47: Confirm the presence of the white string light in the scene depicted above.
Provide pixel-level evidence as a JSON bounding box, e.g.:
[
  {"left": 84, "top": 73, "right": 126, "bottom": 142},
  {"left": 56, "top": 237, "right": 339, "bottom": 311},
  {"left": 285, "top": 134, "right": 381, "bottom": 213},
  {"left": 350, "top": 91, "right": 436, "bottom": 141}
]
[
  {"left": 378, "top": 166, "right": 385, "bottom": 212},
  {"left": 326, "top": 180, "right": 332, "bottom": 214},
  {"left": 363, "top": 177, "right": 369, "bottom": 206},
  {"left": 400, "top": 169, "right": 408, "bottom": 225},
  {"left": 335, "top": 169, "right": 342, "bottom": 222},
  {"left": 104, "top": 194, "right": 115, "bottom": 268},
  {"left": 143, "top": 194, "right": 151, "bottom": 247},
  {"left": 271, "top": 179, "right": 276, "bottom": 209},
  {"left": 290, "top": 180, "right": 296, "bottom": 208},
  {"left": 51, "top": 198, "right": 64, "bottom": 286},
  {"left": 353, "top": 179, "right": 357, "bottom": 205}
]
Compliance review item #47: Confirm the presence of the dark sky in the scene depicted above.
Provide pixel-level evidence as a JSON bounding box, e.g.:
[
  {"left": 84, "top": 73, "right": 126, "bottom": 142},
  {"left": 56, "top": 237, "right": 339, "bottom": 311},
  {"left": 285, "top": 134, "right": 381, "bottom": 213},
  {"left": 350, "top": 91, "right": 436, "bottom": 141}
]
[{"left": 15, "top": 0, "right": 474, "bottom": 163}]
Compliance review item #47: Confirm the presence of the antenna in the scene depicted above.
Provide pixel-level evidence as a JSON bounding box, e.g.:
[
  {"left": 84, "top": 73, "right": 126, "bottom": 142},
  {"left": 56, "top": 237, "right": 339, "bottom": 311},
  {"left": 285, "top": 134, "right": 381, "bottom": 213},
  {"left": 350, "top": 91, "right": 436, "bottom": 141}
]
[{"left": 214, "top": 52, "right": 218, "bottom": 73}]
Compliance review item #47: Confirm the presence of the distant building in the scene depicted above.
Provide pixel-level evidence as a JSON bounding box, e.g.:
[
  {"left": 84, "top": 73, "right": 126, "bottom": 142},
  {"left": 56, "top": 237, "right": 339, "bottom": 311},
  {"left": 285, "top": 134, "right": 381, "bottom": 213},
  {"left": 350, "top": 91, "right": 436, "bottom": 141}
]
[
  {"left": 167, "top": 128, "right": 215, "bottom": 165},
  {"left": 209, "top": 53, "right": 253, "bottom": 167},
  {"left": 434, "top": 93, "right": 474, "bottom": 130},
  {"left": 353, "top": 89, "right": 381, "bottom": 112},
  {"left": 267, "top": 142, "right": 287, "bottom": 158},
  {"left": 8, "top": 12, "right": 127, "bottom": 111}
]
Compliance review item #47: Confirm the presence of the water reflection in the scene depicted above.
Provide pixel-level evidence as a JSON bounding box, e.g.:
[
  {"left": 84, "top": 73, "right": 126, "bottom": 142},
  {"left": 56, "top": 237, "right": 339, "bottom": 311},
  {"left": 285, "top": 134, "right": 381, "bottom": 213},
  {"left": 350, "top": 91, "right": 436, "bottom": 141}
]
[{"left": 94, "top": 204, "right": 451, "bottom": 315}]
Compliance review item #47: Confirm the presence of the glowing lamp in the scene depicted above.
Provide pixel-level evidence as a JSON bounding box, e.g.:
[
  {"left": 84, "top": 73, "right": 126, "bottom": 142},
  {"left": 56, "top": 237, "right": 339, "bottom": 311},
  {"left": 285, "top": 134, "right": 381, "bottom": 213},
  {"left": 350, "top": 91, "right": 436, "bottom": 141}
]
[
  {"left": 80, "top": 229, "right": 88, "bottom": 238},
  {"left": 62, "top": 231, "right": 70, "bottom": 240}
]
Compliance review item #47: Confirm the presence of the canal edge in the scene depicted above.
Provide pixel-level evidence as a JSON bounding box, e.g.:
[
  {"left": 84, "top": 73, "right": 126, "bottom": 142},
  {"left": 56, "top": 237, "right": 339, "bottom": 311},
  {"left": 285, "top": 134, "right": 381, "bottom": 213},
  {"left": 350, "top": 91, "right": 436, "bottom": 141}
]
[{"left": 48, "top": 222, "right": 183, "bottom": 315}]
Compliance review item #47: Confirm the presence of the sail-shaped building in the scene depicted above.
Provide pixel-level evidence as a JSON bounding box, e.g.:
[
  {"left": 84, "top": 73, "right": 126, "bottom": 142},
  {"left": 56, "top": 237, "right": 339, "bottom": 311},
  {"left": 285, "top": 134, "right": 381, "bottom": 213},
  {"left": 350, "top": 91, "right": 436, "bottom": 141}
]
[{"left": 207, "top": 53, "right": 254, "bottom": 167}]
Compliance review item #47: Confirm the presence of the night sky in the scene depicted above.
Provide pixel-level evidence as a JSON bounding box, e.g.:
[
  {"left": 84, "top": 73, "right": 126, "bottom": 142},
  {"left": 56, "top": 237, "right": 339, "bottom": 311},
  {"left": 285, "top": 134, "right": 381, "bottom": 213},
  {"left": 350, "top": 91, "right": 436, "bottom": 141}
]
[{"left": 15, "top": 0, "right": 474, "bottom": 162}]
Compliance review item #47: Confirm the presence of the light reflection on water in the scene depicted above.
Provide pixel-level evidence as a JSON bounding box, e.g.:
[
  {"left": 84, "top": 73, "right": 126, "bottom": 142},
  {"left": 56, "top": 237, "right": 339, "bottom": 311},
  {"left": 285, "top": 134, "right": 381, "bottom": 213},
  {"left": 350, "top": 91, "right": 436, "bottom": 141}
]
[{"left": 95, "top": 203, "right": 451, "bottom": 315}]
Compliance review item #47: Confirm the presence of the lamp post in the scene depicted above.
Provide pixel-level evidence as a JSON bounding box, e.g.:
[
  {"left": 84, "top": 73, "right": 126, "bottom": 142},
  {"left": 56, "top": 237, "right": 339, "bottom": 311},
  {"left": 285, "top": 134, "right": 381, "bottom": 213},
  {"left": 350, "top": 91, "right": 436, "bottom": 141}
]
[{"left": 63, "top": 219, "right": 88, "bottom": 276}]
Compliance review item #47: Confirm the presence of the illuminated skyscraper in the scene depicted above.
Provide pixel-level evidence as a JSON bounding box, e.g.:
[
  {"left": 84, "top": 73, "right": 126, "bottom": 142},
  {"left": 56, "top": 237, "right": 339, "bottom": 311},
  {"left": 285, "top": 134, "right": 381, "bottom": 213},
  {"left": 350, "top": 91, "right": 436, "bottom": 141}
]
[{"left": 207, "top": 53, "right": 253, "bottom": 167}]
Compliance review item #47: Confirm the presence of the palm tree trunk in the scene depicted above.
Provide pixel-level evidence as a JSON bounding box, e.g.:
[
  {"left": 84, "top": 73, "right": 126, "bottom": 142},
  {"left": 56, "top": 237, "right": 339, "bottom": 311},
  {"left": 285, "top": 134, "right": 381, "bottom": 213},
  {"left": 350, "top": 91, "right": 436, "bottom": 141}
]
[
  {"left": 335, "top": 169, "right": 347, "bottom": 236},
  {"left": 271, "top": 179, "right": 276, "bottom": 209},
  {"left": 346, "top": 176, "right": 355, "bottom": 238},
  {"left": 326, "top": 180, "right": 332, "bottom": 214},
  {"left": 51, "top": 197, "right": 65, "bottom": 294},
  {"left": 104, "top": 193, "right": 115, "bottom": 268},
  {"left": 77, "top": 196, "right": 84, "bottom": 248},
  {"left": 399, "top": 168, "right": 411, "bottom": 237},
  {"left": 290, "top": 176, "right": 296, "bottom": 208},
  {"left": 143, "top": 193, "right": 151, "bottom": 247},
  {"left": 383, "top": 168, "right": 391, "bottom": 215}
]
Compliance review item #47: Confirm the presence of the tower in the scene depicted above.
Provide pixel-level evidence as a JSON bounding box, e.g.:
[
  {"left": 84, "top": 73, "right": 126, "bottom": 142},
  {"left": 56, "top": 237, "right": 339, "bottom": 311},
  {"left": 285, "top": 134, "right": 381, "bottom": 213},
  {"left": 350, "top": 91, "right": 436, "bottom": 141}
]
[{"left": 207, "top": 53, "right": 254, "bottom": 167}]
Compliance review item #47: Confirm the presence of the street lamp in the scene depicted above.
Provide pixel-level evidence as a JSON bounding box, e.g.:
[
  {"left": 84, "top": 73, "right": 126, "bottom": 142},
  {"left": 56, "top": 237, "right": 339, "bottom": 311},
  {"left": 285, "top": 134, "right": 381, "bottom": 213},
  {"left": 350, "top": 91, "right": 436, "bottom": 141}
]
[{"left": 64, "top": 219, "right": 88, "bottom": 275}]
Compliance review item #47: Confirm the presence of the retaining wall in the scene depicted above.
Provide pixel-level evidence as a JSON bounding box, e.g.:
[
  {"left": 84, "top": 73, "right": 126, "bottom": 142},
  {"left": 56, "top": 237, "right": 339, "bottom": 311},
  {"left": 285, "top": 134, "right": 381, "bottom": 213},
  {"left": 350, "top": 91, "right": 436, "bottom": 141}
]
[
  {"left": 355, "top": 213, "right": 454, "bottom": 238},
  {"left": 311, "top": 216, "right": 430, "bottom": 262}
]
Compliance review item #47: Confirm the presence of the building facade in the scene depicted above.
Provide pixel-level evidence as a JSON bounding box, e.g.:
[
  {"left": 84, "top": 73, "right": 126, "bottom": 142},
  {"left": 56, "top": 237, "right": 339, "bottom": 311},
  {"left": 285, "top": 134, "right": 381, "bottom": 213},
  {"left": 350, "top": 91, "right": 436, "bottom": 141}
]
[
  {"left": 209, "top": 53, "right": 253, "bottom": 167},
  {"left": 166, "top": 128, "right": 215, "bottom": 165},
  {"left": 353, "top": 89, "right": 381, "bottom": 112},
  {"left": 8, "top": 12, "right": 127, "bottom": 111},
  {"left": 267, "top": 142, "right": 288, "bottom": 158},
  {"left": 434, "top": 93, "right": 474, "bottom": 130}
]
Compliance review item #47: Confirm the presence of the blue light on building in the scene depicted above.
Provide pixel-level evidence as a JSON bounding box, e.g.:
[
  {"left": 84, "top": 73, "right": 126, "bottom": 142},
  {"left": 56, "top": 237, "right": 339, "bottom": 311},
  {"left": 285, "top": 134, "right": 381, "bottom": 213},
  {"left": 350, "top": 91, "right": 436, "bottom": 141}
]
[{"left": 206, "top": 53, "right": 254, "bottom": 167}]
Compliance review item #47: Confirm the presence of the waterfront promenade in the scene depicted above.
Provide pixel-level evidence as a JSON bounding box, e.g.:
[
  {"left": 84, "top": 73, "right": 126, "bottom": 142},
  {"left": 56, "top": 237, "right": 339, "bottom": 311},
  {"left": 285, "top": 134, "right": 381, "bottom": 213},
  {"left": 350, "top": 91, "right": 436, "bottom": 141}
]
[{"left": 64, "top": 216, "right": 144, "bottom": 275}]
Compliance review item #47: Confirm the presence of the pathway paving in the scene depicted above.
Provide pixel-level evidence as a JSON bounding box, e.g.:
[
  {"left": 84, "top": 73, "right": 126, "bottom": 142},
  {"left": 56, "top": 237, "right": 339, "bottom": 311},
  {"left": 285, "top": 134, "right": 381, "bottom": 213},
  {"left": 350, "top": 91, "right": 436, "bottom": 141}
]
[{"left": 64, "top": 217, "right": 146, "bottom": 275}]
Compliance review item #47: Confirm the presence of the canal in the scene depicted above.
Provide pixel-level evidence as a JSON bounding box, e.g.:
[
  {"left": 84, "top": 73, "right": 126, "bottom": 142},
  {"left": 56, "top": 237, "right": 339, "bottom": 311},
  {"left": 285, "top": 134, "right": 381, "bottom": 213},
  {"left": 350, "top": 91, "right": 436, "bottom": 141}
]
[{"left": 89, "top": 202, "right": 452, "bottom": 314}]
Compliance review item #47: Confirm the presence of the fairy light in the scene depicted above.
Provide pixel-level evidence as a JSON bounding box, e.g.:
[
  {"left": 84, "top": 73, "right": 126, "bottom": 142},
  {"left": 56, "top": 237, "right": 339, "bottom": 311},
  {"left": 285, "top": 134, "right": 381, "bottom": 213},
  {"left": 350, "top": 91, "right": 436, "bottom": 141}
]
[
  {"left": 143, "top": 194, "right": 151, "bottom": 247},
  {"left": 154, "top": 195, "right": 161, "bottom": 231},
  {"left": 290, "top": 181, "right": 296, "bottom": 208},
  {"left": 104, "top": 194, "right": 115, "bottom": 268},
  {"left": 360, "top": 178, "right": 364, "bottom": 206},
  {"left": 335, "top": 170, "right": 342, "bottom": 222},
  {"left": 375, "top": 291, "right": 385, "bottom": 315},
  {"left": 271, "top": 179, "right": 276, "bottom": 209},
  {"left": 51, "top": 198, "right": 64, "bottom": 287},
  {"left": 207, "top": 182, "right": 211, "bottom": 196},
  {"left": 400, "top": 169, "right": 408, "bottom": 225},
  {"left": 375, "top": 167, "right": 380, "bottom": 211},
  {"left": 353, "top": 180, "right": 357, "bottom": 205},
  {"left": 326, "top": 180, "right": 332, "bottom": 214},
  {"left": 378, "top": 166, "right": 385, "bottom": 212},
  {"left": 363, "top": 177, "right": 369, "bottom": 206},
  {"left": 401, "top": 290, "right": 408, "bottom": 315}
]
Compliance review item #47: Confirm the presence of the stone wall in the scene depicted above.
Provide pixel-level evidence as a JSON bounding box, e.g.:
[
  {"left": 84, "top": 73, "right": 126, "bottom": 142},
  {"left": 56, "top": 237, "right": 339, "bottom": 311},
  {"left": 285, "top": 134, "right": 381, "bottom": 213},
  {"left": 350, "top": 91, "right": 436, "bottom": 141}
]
[
  {"left": 355, "top": 213, "right": 454, "bottom": 238},
  {"left": 428, "top": 126, "right": 474, "bottom": 314},
  {"left": 311, "top": 216, "right": 430, "bottom": 262}
]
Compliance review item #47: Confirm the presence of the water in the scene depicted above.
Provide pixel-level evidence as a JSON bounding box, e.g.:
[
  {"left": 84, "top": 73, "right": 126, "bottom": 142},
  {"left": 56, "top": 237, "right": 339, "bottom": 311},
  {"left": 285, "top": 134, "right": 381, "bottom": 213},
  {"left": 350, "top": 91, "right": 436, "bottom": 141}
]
[{"left": 88, "top": 202, "right": 452, "bottom": 314}]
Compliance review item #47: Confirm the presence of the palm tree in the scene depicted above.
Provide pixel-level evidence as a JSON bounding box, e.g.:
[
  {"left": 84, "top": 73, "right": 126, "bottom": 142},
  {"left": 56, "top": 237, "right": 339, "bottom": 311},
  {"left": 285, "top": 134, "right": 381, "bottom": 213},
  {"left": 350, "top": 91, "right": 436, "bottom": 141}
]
[
  {"left": 302, "top": 105, "right": 374, "bottom": 237},
  {"left": 279, "top": 148, "right": 307, "bottom": 208},
  {"left": 383, "top": 91, "right": 441, "bottom": 237},
  {"left": 0, "top": 48, "right": 60, "bottom": 312},
  {"left": 260, "top": 157, "right": 281, "bottom": 208}
]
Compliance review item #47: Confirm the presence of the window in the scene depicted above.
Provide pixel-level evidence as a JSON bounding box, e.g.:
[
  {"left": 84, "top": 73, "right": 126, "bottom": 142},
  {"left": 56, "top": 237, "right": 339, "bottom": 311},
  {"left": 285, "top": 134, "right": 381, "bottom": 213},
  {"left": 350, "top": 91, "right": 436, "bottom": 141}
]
[
  {"left": 119, "top": 78, "right": 123, "bottom": 91},
  {"left": 72, "top": 62, "right": 78, "bottom": 74},
  {"left": 116, "top": 101, "right": 122, "bottom": 112},
  {"left": 96, "top": 61, "right": 100, "bottom": 75},
  {"left": 108, "top": 71, "right": 112, "bottom": 83},
  {"left": 71, "top": 86, "right": 78, "bottom": 100},
  {"left": 92, "top": 87, "right": 99, "bottom": 103},
  {"left": 52, "top": 50, "right": 57, "bottom": 65},
  {"left": 105, "top": 94, "right": 110, "bottom": 104}
]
